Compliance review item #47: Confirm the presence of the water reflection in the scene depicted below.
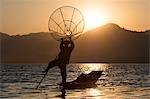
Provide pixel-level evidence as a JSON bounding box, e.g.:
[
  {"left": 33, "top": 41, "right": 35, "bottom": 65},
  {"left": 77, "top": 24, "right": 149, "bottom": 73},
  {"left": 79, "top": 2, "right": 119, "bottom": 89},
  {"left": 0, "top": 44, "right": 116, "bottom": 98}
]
[
  {"left": 58, "top": 88, "right": 102, "bottom": 98},
  {"left": 76, "top": 63, "right": 108, "bottom": 74},
  {"left": 1, "top": 63, "right": 149, "bottom": 99},
  {"left": 86, "top": 88, "right": 101, "bottom": 97},
  {"left": 56, "top": 88, "right": 66, "bottom": 99}
]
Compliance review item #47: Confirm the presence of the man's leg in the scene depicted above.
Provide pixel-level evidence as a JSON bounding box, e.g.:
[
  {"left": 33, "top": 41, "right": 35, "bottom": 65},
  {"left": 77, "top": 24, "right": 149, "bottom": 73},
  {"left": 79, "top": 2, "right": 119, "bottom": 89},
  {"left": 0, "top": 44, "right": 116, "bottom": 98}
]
[
  {"left": 44, "top": 59, "right": 58, "bottom": 74},
  {"left": 59, "top": 65, "right": 66, "bottom": 84}
]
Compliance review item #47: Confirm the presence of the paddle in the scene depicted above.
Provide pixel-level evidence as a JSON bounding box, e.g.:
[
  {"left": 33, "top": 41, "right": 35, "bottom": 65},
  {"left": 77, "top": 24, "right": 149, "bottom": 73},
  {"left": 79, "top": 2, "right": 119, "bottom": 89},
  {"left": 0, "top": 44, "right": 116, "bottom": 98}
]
[{"left": 36, "top": 72, "right": 47, "bottom": 89}]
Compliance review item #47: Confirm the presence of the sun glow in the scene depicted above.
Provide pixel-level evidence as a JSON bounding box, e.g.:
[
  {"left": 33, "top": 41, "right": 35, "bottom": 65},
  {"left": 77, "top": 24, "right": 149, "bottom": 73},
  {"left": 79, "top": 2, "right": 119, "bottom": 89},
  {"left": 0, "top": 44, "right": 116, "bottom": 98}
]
[{"left": 84, "top": 9, "right": 106, "bottom": 31}]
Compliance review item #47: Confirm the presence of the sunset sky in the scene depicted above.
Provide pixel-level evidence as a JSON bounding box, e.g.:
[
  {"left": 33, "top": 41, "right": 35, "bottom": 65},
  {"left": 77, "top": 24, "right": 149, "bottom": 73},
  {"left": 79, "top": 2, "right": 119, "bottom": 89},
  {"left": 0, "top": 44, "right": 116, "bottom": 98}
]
[{"left": 0, "top": 0, "right": 150, "bottom": 35}]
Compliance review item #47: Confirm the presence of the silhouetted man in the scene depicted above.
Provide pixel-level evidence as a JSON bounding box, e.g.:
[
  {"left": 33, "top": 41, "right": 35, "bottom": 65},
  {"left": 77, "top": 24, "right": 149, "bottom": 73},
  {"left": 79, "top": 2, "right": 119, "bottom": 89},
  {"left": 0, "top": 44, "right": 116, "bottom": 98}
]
[{"left": 44, "top": 37, "right": 74, "bottom": 85}]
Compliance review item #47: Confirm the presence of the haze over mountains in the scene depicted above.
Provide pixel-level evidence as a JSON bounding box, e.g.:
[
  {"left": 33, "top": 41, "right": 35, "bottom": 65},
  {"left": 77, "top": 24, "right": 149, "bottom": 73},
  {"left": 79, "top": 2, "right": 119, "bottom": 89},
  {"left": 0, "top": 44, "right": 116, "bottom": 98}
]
[{"left": 1, "top": 23, "right": 149, "bottom": 63}]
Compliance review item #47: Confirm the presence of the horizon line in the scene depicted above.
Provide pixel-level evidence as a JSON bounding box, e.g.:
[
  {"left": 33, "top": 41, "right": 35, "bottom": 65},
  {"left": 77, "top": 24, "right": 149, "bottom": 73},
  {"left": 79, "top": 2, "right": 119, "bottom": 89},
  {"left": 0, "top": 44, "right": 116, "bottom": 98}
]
[{"left": 0, "top": 23, "right": 150, "bottom": 36}]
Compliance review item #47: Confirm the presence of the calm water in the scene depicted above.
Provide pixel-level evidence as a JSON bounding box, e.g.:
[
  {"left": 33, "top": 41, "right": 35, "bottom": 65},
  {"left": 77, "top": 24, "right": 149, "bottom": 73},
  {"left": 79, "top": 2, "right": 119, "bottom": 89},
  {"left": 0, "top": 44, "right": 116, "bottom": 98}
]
[{"left": 0, "top": 63, "right": 150, "bottom": 99}]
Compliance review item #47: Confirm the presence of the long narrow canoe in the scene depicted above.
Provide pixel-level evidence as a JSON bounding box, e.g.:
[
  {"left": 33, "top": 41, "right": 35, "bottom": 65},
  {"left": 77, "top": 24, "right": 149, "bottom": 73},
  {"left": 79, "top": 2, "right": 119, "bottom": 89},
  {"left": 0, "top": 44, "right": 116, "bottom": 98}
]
[{"left": 63, "top": 71, "right": 103, "bottom": 89}]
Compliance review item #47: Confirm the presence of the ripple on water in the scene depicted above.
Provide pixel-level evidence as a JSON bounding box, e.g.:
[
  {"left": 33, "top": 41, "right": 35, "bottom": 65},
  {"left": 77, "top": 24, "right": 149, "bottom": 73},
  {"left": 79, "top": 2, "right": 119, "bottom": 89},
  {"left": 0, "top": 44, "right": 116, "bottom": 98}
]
[{"left": 1, "top": 63, "right": 150, "bottom": 98}]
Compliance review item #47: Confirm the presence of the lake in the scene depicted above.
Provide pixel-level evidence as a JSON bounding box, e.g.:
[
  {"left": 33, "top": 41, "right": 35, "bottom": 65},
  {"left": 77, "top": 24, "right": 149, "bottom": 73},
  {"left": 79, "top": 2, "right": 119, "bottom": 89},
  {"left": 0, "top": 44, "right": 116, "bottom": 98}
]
[{"left": 0, "top": 63, "right": 150, "bottom": 99}]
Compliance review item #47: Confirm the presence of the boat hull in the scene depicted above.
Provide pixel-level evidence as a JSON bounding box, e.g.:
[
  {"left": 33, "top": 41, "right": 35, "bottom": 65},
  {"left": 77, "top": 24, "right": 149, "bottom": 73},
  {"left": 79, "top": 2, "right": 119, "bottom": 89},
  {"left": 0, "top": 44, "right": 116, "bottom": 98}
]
[{"left": 64, "top": 82, "right": 97, "bottom": 89}]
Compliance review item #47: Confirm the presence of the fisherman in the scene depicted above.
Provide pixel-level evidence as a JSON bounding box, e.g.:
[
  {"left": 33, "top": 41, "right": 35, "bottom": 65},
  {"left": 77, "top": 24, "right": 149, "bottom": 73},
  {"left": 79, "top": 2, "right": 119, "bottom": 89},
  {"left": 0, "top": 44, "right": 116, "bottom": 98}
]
[{"left": 44, "top": 37, "right": 74, "bottom": 85}]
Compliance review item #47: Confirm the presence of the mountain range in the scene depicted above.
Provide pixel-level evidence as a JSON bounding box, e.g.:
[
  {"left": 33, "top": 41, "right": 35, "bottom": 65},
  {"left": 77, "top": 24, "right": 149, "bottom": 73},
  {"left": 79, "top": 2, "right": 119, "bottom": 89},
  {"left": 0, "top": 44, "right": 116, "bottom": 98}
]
[{"left": 0, "top": 23, "right": 149, "bottom": 63}]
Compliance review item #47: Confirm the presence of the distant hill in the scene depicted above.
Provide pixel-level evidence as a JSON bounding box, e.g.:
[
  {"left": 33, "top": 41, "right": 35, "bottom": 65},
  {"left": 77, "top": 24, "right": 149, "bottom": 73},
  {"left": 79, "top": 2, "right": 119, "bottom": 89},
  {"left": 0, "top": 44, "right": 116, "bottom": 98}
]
[{"left": 0, "top": 23, "right": 149, "bottom": 63}]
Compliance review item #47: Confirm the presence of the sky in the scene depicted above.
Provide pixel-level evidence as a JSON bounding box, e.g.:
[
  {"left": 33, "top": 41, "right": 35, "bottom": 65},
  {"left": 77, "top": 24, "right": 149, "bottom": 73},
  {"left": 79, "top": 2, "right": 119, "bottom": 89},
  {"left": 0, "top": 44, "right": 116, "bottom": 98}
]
[{"left": 0, "top": 0, "right": 150, "bottom": 35}]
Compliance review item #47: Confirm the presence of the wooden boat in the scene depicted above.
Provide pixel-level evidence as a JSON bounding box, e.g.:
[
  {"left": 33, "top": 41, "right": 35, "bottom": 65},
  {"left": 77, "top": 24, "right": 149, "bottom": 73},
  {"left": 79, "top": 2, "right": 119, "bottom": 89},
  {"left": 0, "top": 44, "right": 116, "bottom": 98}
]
[{"left": 63, "top": 71, "right": 103, "bottom": 89}]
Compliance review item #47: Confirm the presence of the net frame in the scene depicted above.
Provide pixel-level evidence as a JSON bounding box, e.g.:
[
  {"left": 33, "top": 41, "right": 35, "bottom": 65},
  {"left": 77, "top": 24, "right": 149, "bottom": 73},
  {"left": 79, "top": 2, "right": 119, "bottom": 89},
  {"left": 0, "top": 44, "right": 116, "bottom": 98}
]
[{"left": 48, "top": 6, "right": 85, "bottom": 41}]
